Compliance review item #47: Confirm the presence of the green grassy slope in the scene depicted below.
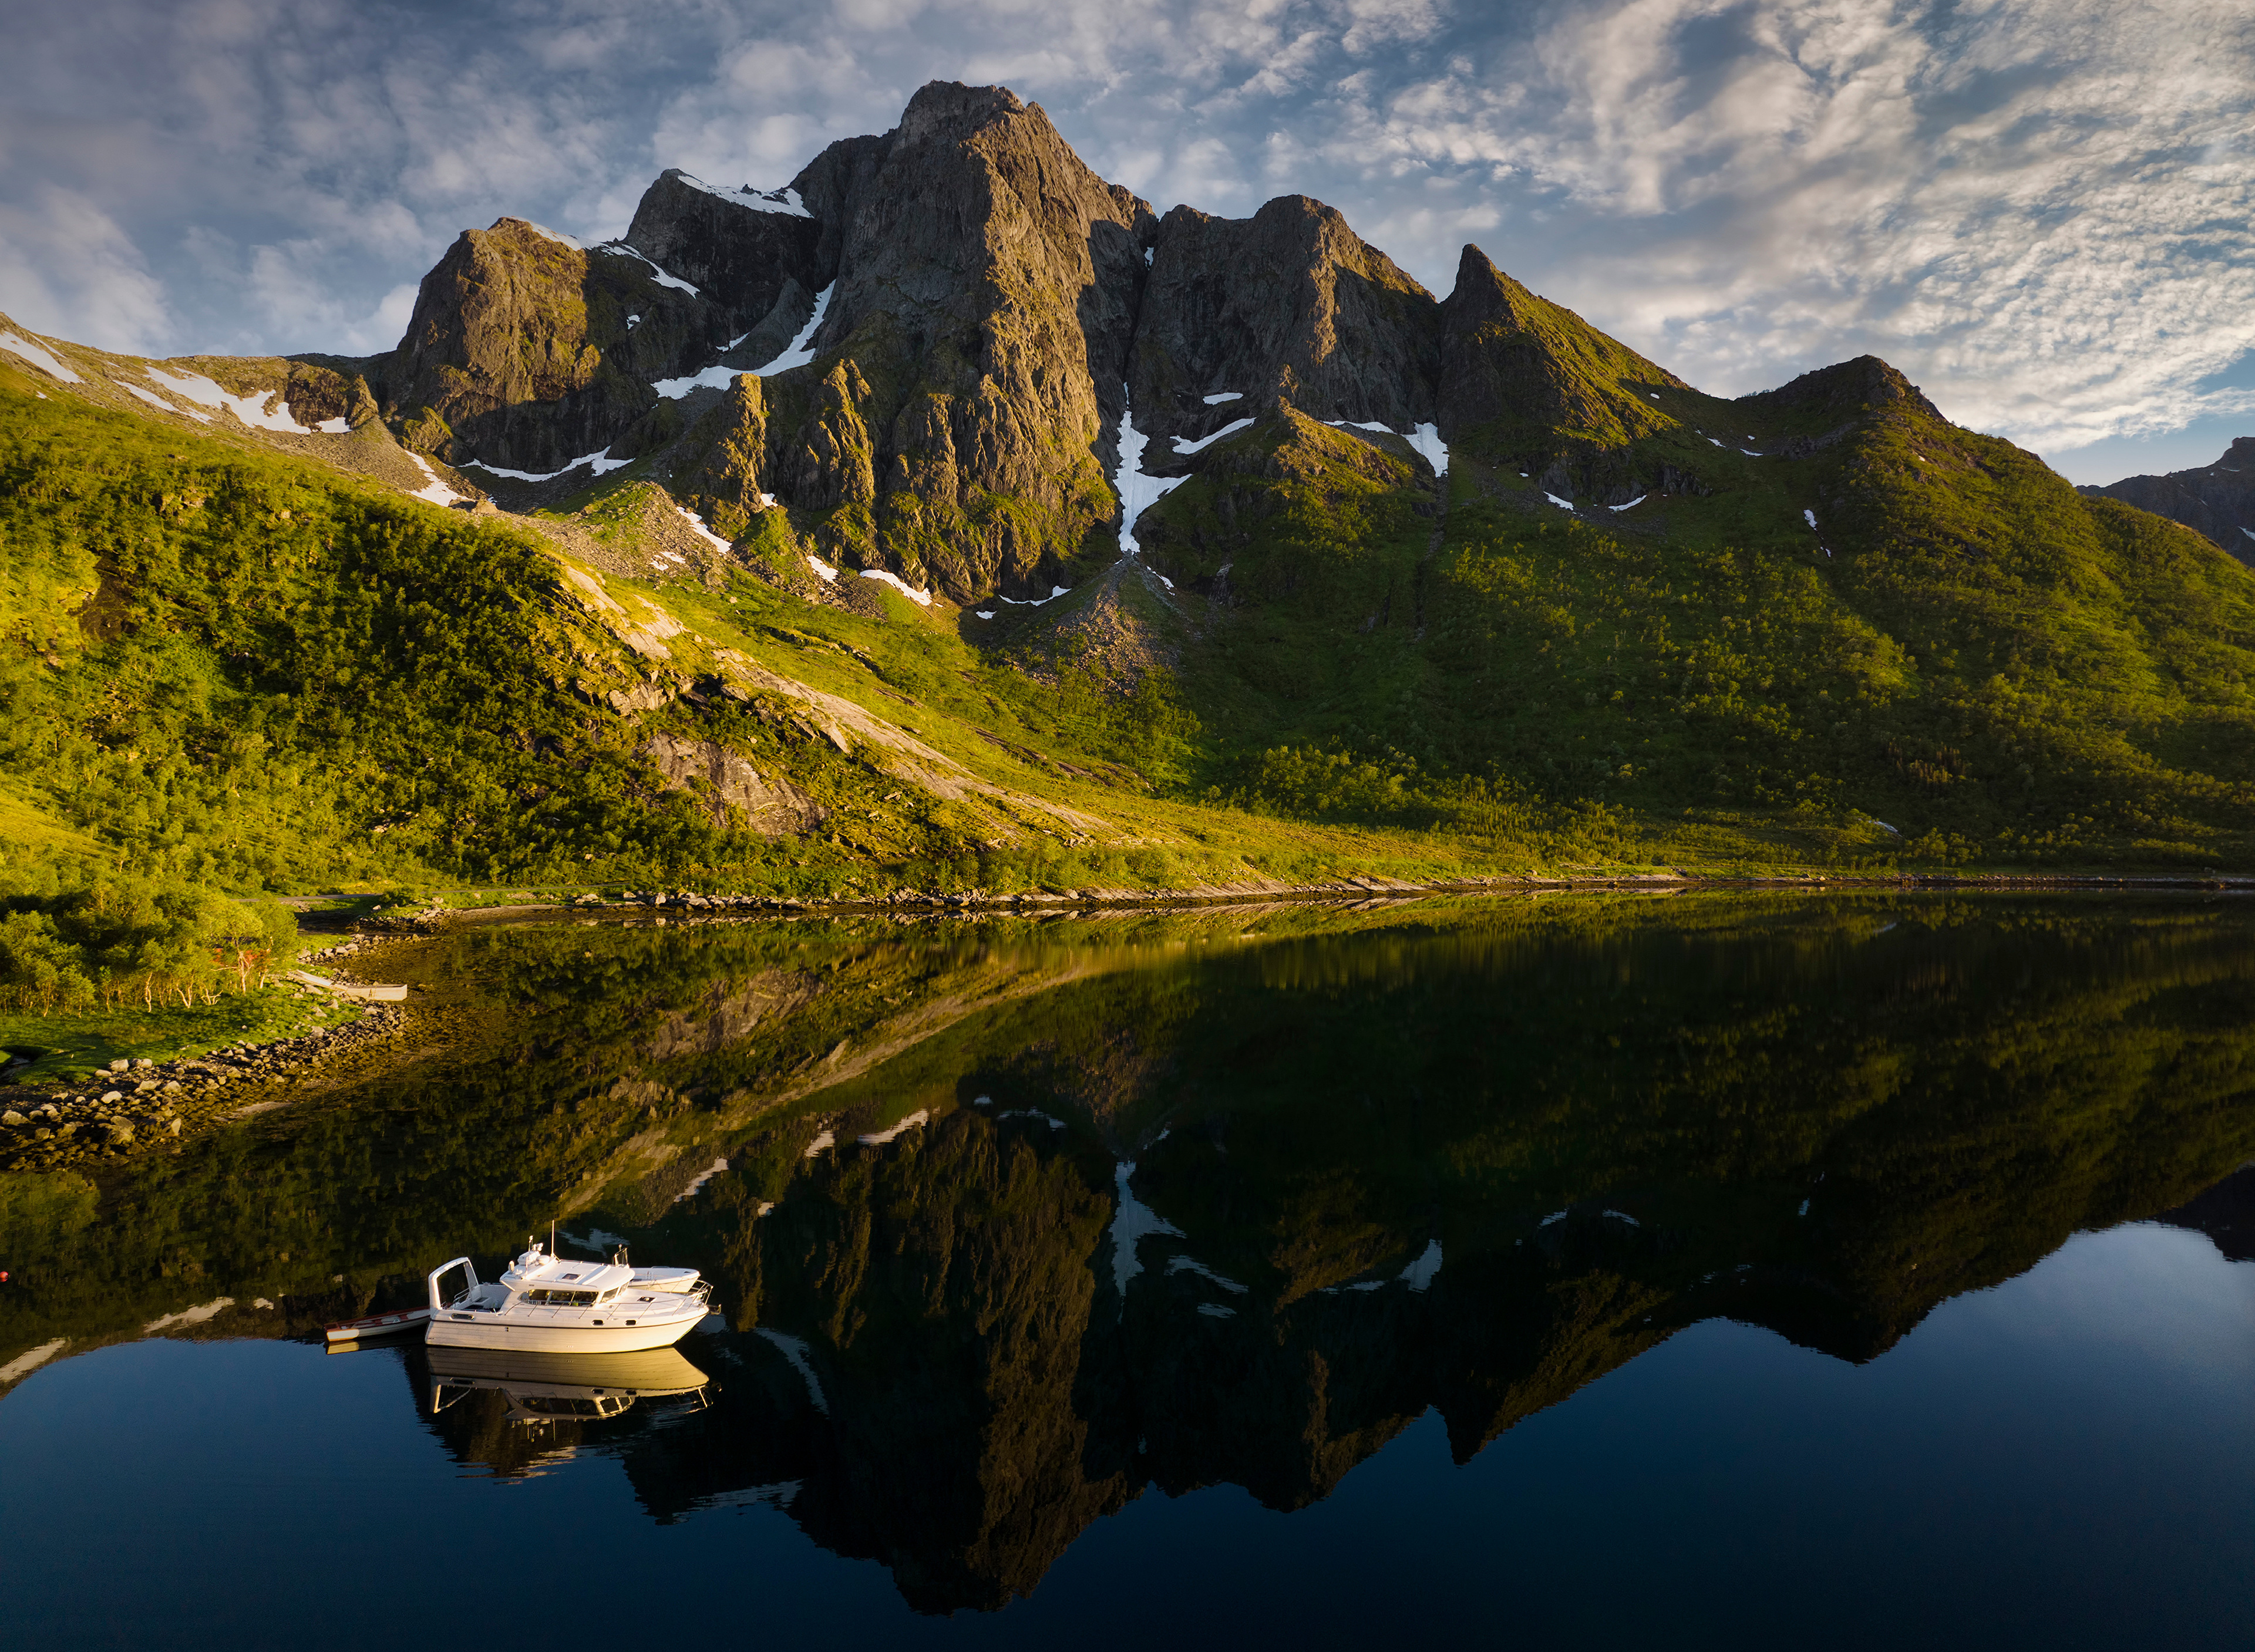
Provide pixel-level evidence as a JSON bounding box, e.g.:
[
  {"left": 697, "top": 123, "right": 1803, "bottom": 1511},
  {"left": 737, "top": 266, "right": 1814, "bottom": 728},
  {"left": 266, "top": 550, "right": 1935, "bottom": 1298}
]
[
  {"left": 6, "top": 281, "right": 2254, "bottom": 913},
  {"left": 1135, "top": 358, "right": 2255, "bottom": 869},
  {"left": 0, "top": 360, "right": 1543, "bottom": 912}
]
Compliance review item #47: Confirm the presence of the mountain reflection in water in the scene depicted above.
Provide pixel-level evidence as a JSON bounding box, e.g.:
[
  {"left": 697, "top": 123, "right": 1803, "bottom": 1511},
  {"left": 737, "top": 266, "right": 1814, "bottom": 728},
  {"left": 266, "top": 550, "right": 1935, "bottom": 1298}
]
[{"left": 4, "top": 893, "right": 2255, "bottom": 1624}]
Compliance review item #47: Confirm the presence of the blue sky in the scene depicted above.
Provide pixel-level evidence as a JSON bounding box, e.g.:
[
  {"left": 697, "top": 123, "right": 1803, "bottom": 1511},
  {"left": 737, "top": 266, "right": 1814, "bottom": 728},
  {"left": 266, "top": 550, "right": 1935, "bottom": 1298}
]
[{"left": 1, "top": 0, "right": 2249, "bottom": 482}]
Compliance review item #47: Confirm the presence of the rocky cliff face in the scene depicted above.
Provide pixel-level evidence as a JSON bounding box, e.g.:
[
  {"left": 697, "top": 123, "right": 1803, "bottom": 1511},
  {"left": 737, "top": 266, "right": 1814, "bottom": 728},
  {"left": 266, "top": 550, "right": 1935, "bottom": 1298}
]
[
  {"left": 1129, "top": 196, "right": 1438, "bottom": 448},
  {"left": 622, "top": 170, "right": 824, "bottom": 336},
  {"left": 383, "top": 218, "right": 738, "bottom": 473},
  {"left": 2082, "top": 437, "right": 2255, "bottom": 564},
  {"left": 372, "top": 77, "right": 1989, "bottom": 601},
  {"left": 675, "top": 82, "right": 1156, "bottom": 601}
]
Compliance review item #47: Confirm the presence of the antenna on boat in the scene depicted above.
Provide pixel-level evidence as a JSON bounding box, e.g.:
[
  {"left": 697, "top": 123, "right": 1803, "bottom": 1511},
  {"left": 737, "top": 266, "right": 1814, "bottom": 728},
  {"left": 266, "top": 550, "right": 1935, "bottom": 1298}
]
[{"left": 549, "top": 1218, "right": 556, "bottom": 1257}]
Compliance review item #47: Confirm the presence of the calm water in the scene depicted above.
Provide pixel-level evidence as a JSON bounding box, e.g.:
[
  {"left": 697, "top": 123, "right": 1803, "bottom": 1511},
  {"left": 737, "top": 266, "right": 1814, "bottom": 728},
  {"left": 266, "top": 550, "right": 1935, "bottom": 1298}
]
[{"left": 3, "top": 894, "right": 2253, "bottom": 1648}]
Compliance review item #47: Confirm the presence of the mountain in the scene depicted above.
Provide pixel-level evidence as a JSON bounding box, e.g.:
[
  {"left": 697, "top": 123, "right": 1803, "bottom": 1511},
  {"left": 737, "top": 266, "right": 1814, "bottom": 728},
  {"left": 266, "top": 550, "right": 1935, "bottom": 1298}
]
[
  {"left": 4, "top": 77, "right": 2255, "bottom": 916},
  {"left": 2080, "top": 437, "right": 2255, "bottom": 565}
]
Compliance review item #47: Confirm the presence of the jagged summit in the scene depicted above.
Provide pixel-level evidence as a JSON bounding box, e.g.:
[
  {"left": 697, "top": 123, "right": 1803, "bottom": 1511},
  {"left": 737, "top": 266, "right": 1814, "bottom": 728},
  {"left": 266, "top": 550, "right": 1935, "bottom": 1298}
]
[
  {"left": 1434, "top": 244, "right": 1682, "bottom": 467},
  {"left": 1130, "top": 195, "right": 1435, "bottom": 447},
  {"left": 233, "top": 76, "right": 1998, "bottom": 603}
]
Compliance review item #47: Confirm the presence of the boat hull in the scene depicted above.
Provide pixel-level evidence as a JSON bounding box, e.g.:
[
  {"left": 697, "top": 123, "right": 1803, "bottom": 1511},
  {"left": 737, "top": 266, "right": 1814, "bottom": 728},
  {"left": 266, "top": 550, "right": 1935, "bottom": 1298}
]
[
  {"left": 324, "top": 1307, "right": 432, "bottom": 1344},
  {"left": 423, "top": 1307, "right": 707, "bottom": 1353}
]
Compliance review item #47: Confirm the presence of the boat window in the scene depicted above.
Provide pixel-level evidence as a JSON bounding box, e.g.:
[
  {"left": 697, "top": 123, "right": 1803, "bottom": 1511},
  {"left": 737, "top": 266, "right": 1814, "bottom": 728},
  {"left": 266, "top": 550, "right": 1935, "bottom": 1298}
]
[{"left": 524, "top": 1288, "right": 599, "bottom": 1306}]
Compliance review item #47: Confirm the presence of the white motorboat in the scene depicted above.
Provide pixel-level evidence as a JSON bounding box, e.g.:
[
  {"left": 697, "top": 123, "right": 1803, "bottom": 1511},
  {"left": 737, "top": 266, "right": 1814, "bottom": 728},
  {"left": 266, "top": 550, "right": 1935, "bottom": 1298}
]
[{"left": 423, "top": 1243, "right": 714, "bottom": 1353}]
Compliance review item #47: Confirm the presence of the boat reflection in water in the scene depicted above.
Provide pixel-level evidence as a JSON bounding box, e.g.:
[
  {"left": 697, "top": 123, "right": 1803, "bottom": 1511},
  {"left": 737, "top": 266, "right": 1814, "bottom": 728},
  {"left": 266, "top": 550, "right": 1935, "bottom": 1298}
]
[{"left": 421, "top": 1346, "right": 713, "bottom": 1473}]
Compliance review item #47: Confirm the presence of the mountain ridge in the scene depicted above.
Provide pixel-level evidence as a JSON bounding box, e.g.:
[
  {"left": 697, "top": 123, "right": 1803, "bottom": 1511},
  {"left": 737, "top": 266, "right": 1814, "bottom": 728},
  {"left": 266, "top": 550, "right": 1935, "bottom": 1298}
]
[{"left": 4, "top": 75, "right": 2254, "bottom": 918}]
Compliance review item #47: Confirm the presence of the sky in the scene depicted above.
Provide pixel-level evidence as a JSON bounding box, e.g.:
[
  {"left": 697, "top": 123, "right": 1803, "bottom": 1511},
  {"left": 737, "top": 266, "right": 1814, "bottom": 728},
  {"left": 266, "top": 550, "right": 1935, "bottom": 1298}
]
[{"left": 1, "top": 0, "right": 2249, "bottom": 484}]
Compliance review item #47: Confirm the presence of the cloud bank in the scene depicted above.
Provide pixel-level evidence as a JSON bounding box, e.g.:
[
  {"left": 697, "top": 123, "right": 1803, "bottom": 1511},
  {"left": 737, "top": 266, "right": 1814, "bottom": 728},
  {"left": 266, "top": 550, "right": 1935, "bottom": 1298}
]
[{"left": 0, "top": 0, "right": 2248, "bottom": 471}]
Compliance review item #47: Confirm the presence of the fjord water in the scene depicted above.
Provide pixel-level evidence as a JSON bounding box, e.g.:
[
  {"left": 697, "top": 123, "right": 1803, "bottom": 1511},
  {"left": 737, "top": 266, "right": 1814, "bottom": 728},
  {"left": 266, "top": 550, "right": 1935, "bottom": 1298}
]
[{"left": 2, "top": 895, "right": 2252, "bottom": 1648}]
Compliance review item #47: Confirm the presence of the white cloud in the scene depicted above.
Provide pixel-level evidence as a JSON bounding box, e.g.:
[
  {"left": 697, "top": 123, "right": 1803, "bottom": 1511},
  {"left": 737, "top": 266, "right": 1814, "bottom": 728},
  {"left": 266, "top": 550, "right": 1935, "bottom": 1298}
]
[
  {"left": 0, "top": 0, "right": 2244, "bottom": 468},
  {"left": 0, "top": 186, "right": 174, "bottom": 352}
]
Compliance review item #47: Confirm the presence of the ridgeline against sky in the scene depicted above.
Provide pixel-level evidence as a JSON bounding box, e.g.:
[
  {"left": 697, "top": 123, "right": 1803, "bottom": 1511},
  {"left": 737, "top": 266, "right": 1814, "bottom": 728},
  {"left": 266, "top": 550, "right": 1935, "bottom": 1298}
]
[{"left": 1, "top": 0, "right": 2250, "bottom": 482}]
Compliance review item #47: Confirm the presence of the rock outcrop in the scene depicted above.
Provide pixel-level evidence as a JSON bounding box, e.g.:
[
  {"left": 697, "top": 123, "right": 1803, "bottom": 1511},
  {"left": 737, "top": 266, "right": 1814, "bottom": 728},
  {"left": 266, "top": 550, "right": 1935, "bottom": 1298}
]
[
  {"left": 640, "top": 733, "right": 824, "bottom": 834},
  {"left": 2081, "top": 437, "right": 2255, "bottom": 565},
  {"left": 383, "top": 218, "right": 737, "bottom": 473},
  {"left": 1435, "top": 246, "right": 1681, "bottom": 456},
  {"left": 622, "top": 170, "right": 824, "bottom": 336},
  {"left": 1130, "top": 196, "right": 1438, "bottom": 449},
  {"left": 676, "top": 82, "right": 1157, "bottom": 602}
]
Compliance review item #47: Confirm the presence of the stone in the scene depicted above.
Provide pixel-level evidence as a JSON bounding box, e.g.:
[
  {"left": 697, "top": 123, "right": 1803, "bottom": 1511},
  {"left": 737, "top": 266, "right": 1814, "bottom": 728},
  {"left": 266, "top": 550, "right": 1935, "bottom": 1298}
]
[
  {"left": 640, "top": 733, "right": 826, "bottom": 834},
  {"left": 108, "top": 1060, "right": 129, "bottom": 1073},
  {"left": 101, "top": 1090, "right": 123, "bottom": 1104},
  {"left": 1, "top": 1111, "right": 23, "bottom": 1126}
]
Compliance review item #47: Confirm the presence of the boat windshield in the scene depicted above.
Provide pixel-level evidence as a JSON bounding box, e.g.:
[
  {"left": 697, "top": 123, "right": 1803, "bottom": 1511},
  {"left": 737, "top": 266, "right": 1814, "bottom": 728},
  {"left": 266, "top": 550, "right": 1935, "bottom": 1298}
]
[{"left": 524, "top": 1288, "right": 600, "bottom": 1306}]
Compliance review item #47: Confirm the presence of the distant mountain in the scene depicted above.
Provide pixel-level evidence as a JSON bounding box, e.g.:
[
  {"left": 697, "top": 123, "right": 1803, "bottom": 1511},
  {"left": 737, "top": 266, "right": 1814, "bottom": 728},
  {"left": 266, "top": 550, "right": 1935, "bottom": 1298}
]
[
  {"left": 2079, "top": 437, "right": 2255, "bottom": 565},
  {"left": 4, "top": 76, "right": 2255, "bottom": 902}
]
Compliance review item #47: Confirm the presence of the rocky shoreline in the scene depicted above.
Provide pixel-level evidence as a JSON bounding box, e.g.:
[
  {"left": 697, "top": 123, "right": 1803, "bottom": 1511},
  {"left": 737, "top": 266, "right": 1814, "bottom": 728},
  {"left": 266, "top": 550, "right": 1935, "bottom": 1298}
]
[
  {"left": 583, "top": 868, "right": 2255, "bottom": 918},
  {"left": 0, "top": 1002, "right": 409, "bottom": 1174}
]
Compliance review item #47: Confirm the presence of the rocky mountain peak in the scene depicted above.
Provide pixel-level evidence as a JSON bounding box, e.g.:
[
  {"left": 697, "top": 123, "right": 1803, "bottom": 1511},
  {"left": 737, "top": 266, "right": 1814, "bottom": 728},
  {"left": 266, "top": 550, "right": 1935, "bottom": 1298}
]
[
  {"left": 675, "top": 79, "right": 1156, "bottom": 602},
  {"left": 895, "top": 79, "right": 1028, "bottom": 144},
  {"left": 622, "top": 170, "right": 822, "bottom": 333},
  {"left": 383, "top": 216, "right": 733, "bottom": 472},
  {"left": 1741, "top": 355, "right": 1944, "bottom": 426},
  {"left": 1433, "top": 242, "right": 1681, "bottom": 478},
  {"left": 1130, "top": 195, "right": 1437, "bottom": 447}
]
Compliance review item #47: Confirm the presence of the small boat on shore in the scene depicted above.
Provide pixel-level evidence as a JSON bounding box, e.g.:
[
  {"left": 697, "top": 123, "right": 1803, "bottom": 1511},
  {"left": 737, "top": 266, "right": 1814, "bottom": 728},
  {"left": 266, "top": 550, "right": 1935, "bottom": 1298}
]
[
  {"left": 423, "top": 1243, "right": 713, "bottom": 1353},
  {"left": 324, "top": 1307, "right": 432, "bottom": 1346}
]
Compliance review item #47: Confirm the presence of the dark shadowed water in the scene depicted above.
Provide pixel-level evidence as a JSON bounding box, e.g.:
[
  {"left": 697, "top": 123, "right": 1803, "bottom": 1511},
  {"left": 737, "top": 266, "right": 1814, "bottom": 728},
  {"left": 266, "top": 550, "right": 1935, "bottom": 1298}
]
[{"left": 3, "top": 893, "right": 2252, "bottom": 1649}]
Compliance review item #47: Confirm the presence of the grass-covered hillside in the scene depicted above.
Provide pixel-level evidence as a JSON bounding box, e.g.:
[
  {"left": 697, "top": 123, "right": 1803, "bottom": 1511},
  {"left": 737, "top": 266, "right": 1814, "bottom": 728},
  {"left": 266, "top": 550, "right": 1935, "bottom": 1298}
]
[
  {"left": 4, "top": 291, "right": 2253, "bottom": 935},
  {"left": 1133, "top": 355, "right": 2255, "bottom": 869},
  {"left": 0, "top": 344, "right": 1542, "bottom": 915}
]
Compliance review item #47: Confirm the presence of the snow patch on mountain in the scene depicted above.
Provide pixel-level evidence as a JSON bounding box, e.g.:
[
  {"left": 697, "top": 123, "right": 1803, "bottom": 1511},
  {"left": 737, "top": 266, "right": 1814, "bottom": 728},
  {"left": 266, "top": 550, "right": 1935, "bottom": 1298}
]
[
  {"left": 674, "top": 504, "right": 732, "bottom": 553},
  {"left": 465, "top": 450, "right": 629, "bottom": 482},
  {"left": 405, "top": 454, "right": 462, "bottom": 506},
  {"left": 1173, "top": 416, "right": 1255, "bottom": 455},
  {"left": 1324, "top": 418, "right": 1448, "bottom": 477},
  {"left": 1113, "top": 393, "right": 1190, "bottom": 555},
  {"left": 675, "top": 173, "right": 813, "bottom": 219},
  {"left": 602, "top": 243, "right": 699, "bottom": 296},
  {"left": 1406, "top": 422, "right": 1449, "bottom": 477},
  {"left": 125, "top": 383, "right": 203, "bottom": 419},
  {"left": 861, "top": 568, "right": 933, "bottom": 606},
  {"left": 143, "top": 366, "right": 324, "bottom": 433},
  {"left": 0, "top": 333, "right": 80, "bottom": 383}
]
